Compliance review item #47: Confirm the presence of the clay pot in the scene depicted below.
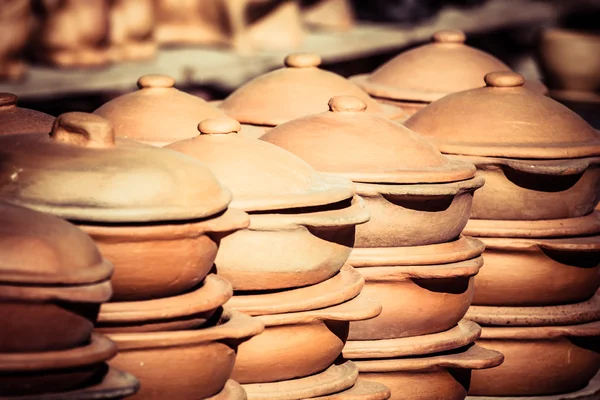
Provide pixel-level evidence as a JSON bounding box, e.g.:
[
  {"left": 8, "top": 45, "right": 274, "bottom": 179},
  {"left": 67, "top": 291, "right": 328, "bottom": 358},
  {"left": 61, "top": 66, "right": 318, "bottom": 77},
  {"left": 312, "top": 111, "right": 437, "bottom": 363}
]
[
  {"left": 0, "top": 93, "right": 55, "bottom": 135},
  {"left": 108, "top": 0, "right": 155, "bottom": 62},
  {"left": 166, "top": 118, "right": 369, "bottom": 290},
  {"left": 465, "top": 213, "right": 600, "bottom": 306},
  {"left": 405, "top": 71, "right": 600, "bottom": 220},
  {"left": 0, "top": 202, "right": 113, "bottom": 353},
  {"left": 106, "top": 308, "right": 264, "bottom": 400},
  {"left": 301, "top": 0, "right": 354, "bottom": 31},
  {"left": 94, "top": 75, "right": 227, "bottom": 146},
  {"left": 0, "top": 333, "right": 117, "bottom": 396},
  {"left": 0, "top": 112, "right": 246, "bottom": 301},
  {"left": 0, "top": 0, "right": 30, "bottom": 81},
  {"left": 261, "top": 95, "right": 482, "bottom": 247},
  {"left": 219, "top": 53, "right": 404, "bottom": 138},
  {"left": 352, "top": 30, "right": 547, "bottom": 118}
]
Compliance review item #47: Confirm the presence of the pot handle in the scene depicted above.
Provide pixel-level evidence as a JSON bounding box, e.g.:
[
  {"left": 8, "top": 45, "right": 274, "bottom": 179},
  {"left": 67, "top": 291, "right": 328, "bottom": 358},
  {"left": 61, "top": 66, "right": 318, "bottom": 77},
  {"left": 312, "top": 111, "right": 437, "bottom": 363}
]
[
  {"left": 197, "top": 207, "right": 250, "bottom": 233},
  {"left": 479, "top": 156, "right": 599, "bottom": 176},
  {"left": 359, "top": 257, "right": 483, "bottom": 281},
  {"left": 420, "top": 344, "right": 504, "bottom": 370},
  {"left": 354, "top": 175, "right": 485, "bottom": 197},
  {"left": 50, "top": 112, "right": 116, "bottom": 148}
]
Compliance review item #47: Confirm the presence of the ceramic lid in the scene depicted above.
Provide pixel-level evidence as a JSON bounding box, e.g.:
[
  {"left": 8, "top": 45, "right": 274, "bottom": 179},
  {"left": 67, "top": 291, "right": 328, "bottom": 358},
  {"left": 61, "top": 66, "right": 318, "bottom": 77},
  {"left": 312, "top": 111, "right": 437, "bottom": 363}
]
[
  {"left": 94, "top": 75, "right": 227, "bottom": 146},
  {"left": 353, "top": 30, "right": 547, "bottom": 102},
  {"left": 0, "top": 112, "right": 232, "bottom": 223},
  {"left": 219, "top": 53, "right": 403, "bottom": 126},
  {"left": 0, "top": 93, "right": 55, "bottom": 135},
  {"left": 405, "top": 71, "right": 600, "bottom": 159},
  {"left": 261, "top": 95, "right": 476, "bottom": 184},
  {"left": 166, "top": 118, "right": 356, "bottom": 212}
]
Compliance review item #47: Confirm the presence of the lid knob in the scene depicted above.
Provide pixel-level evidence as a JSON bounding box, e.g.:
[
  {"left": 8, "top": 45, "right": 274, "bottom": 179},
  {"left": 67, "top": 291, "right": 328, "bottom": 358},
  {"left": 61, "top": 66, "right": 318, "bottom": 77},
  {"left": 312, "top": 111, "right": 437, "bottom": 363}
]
[
  {"left": 328, "top": 96, "right": 367, "bottom": 112},
  {"left": 0, "top": 93, "right": 18, "bottom": 108},
  {"left": 198, "top": 118, "right": 241, "bottom": 135},
  {"left": 432, "top": 30, "right": 466, "bottom": 44},
  {"left": 50, "top": 112, "right": 115, "bottom": 148},
  {"left": 484, "top": 71, "right": 525, "bottom": 88},
  {"left": 284, "top": 53, "right": 322, "bottom": 68},
  {"left": 137, "top": 74, "right": 176, "bottom": 89}
]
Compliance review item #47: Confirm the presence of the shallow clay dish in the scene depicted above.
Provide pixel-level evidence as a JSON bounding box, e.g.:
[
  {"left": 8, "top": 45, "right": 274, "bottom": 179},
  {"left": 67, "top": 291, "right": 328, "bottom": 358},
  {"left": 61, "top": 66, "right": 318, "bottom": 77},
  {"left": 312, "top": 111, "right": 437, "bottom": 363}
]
[
  {"left": 106, "top": 308, "right": 264, "bottom": 400},
  {"left": 167, "top": 118, "right": 369, "bottom": 290},
  {"left": 0, "top": 93, "right": 55, "bottom": 135},
  {"left": 261, "top": 95, "right": 482, "bottom": 247},
  {"left": 0, "top": 202, "right": 113, "bottom": 353},
  {"left": 405, "top": 71, "right": 600, "bottom": 220},
  {"left": 94, "top": 75, "right": 227, "bottom": 146}
]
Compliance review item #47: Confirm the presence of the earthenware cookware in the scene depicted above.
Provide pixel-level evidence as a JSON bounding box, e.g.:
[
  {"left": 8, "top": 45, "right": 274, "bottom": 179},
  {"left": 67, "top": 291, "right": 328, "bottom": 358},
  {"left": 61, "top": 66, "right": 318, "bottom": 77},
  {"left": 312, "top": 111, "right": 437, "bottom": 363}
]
[
  {"left": 0, "top": 93, "right": 55, "bottom": 135},
  {"left": 0, "top": 0, "right": 30, "bottom": 81},
  {"left": 262, "top": 95, "right": 483, "bottom": 247},
  {"left": 166, "top": 118, "right": 370, "bottom": 290},
  {"left": 405, "top": 71, "right": 600, "bottom": 220},
  {"left": 106, "top": 308, "right": 264, "bottom": 400},
  {"left": 0, "top": 202, "right": 113, "bottom": 353},
  {"left": 218, "top": 53, "right": 404, "bottom": 138},
  {"left": 0, "top": 112, "right": 247, "bottom": 301},
  {"left": 301, "top": 0, "right": 355, "bottom": 31},
  {"left": 94, "top": 75, "right": 227, "bottom": 146},
  {"left": 108, "top": 0, "right": 155, "bottom": 62},
  {"left": 465, "top": 213, "right": 600, "bottom": 306},
  {"left": 352, "top": 30, "right": 547, "bottom": 118},
  {"left": 0, "top": 333, "right": 117, "bottom": 396}
]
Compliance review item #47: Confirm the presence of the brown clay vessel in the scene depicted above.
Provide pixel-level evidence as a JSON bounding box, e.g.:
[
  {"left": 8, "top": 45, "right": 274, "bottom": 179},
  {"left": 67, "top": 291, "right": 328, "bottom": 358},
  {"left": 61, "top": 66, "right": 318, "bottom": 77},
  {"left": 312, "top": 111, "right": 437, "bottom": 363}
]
[
  {"left": 0, "top": 93, "right": 55, "bottom": 135},
  {"left": 0, "top": 0, "right": 30, "bottom": 81},
  {"left": 108, "top": 0, "right": 155, "bottom": 62}
]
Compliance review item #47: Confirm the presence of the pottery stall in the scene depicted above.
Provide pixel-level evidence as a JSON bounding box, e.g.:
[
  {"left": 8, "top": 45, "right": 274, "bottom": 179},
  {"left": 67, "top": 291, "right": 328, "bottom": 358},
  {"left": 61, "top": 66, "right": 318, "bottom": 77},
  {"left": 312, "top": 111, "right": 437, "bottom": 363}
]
[
  {"left": 0, "top": 202, "right": 139, "bottom": 399},
  {"left": 404, "top": 71, "right": 600, "bottom": 397},
  {"left": 260, "top": 95, "right": 505, "bottom": 399},
  {"left": 0, "top": 112, "right": 265, "bottom": 399},
  {"left": 351, "top": 30, "right": 547, "bottom": 120}
]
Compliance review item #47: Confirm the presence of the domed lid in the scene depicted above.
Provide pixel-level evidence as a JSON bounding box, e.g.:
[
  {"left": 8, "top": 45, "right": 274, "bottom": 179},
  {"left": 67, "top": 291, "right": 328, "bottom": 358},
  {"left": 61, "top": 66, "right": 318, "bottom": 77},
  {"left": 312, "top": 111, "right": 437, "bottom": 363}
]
[
  {"left": 0, "top": 112, "right": 231, "bottom": 222},
  {"left": 219, "top": 53, "right": 403, "bottom": 126},
  {"left": 94, "top": 75, "right": 227, "bottom": 146},
  {"left": 261, "top": 96, "right": 475, "bottom": 184},
  {"left": 166, "top": 118, "right": 356, "bottom": 212},
  {"left": 0, "top": 93, "right": 55, "bottom": 135},
  {"left": 353, "top": 30, "right": 547, "bottom": 102},
  {"left": 0, "top": 202, "right": 113, "bottom": 287},
  {"left": 405, "top": 72, "right": 600, "bottom": 159}
]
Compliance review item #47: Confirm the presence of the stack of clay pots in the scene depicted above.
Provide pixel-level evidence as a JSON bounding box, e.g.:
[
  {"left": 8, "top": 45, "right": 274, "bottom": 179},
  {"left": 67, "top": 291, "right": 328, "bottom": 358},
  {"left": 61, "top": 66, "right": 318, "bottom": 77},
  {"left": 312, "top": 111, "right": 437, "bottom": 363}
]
[
  {"left": 405, "top": 71, "right": 600, "bottom": 399},
  {"left": 0, "top": 202, "right": 139, "bottom": 399},
  {"left": 261, "top": 95, "right": 505, "bottom": 399},
  {"left": 0, "top": 111, "right": 264, "bottom": 399}
]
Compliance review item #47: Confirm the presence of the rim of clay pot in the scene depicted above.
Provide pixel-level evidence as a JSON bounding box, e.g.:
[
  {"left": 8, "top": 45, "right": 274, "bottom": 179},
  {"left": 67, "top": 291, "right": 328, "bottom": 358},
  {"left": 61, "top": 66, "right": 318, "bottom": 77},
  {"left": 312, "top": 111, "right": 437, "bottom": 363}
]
[
  {"left": 0, "top": 92, "right": 56, "bottom": 136},
  {"left": 349, "top": 236, "right": 485, "bottom": 267},
  {"left": 165, "top": 118, "right": 358, "bottom": 212},
  {"left": 404, "top": 72, "right": 600, "bottom": 159},
  {"left": 260, "top": 95, "right": 476, "bottom": 184},
  {"left": 358, "top": 256, "right": 483, "bottom": 282},
  {"left": 242, "top": 360, "right": 359, "bottom": 400},
  {"left": 219, "top": 53, "right": 402, "bottom": 127},
  {"left": 343, "top": 319, "right": 481, "bottom": 359},
  {"left": 480, "top": 320, "right": 600, "bottom": 340},
  {"left": 0, "top": 112, "right": 232, "bottom": 223},
  {"left": 0, "top": 333, "right": 117, "bottom": 372},
  {"left": 305, "top": 379, "right": 391, "bottom": 400},
  {"left": 97, "top": 274, "right": 232, "bottom": 324},
  {"left": 453, "top": 154, "right": 600, "bottom": 175},
  {"left": 467, "top": 290, "right": 600, "bottom": 327},
  {"left": 107, "top": 308, "right": 264, "bottom": 351},
  {"left": 471, "top": 236, "right": 600, "bottom": 257},
  {"left": 464, "top": 211, "right": 600, "bottom": 238},
  {"left": 351, "top": 174, "right": 484, "bottom": 197},
  {"left": 351, "top": 343, "right": 504, "bottom": 373},
  {"left": 205, "top": 380, "right": 247, "bottom": 400},
  {"left": 227, "top": 265, "right": 363, "bottom": 316},
  {"left": 0, "top": 279, "right": 113, "bottom": 303}
]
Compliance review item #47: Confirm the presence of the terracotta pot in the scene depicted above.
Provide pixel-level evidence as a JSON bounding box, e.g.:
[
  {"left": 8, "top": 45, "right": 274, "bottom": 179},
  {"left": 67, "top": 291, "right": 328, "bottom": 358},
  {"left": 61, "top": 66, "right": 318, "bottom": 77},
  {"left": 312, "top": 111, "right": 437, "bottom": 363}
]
[
  {"left": 108, "top": 0, "right": 155, "bottom": 62},
  {"left": 352, "top": 30, "right": 547, "bottom": 108},
  {"left": 261, "top": 95, "right": 482, "bottom": 247},
  {"left": 0, "top": 0, "right": 30, "bottom": 81},
  {"left": 106, "top": 308, "right": 264, "bottom": 400},
  {"left": 94, "top": 75, "right": 227, "bottom": 146},
  {"left": 206, "top": 380, "right": 247, "bottom": 400},
  {"left": 301, "top": 0, "right": 354, "bottom": 31},
  {"left": 0, "top": 333, "right": 117, "bottom": 396},
  {"left": 0, "top": 93, "right": 55, "bottom": 135},
  {"left": 166, "top": 118, "right": 369, "bottom": 290}
]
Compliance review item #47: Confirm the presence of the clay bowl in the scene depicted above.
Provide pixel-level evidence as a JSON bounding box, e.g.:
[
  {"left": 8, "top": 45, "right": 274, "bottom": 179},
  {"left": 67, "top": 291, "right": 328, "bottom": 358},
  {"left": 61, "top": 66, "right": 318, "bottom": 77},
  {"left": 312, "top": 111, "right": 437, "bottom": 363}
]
[
  {"left": 96, "top": 274, "right": 232, "bottom": 333},
  {"left": 78, "top": 207, "right": 249, "bottom": 301},
  {"left": 465, "top": 213, "right": 600, "bottom": 306},
  {"left": 347, "top": 236, "right": 484, "bottom": 340},
  {"left": 0, "top": 333, "right": 117, "bottom": 396},
  {"left": 105, "top": 308, "right": 264, "bottom": 400}
]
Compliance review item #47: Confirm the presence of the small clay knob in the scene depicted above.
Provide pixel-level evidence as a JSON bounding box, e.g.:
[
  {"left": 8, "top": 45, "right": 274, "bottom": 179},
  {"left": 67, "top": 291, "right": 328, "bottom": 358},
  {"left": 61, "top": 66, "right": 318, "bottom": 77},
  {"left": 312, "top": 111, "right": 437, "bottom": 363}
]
[
  {"left": 284, "top": 53, "right": 322, "bottom": 68},
  {"left": 432, "top": 30, "right": 466, "bottom": 44},
  {"left": 0, "top": 93, "right": 18, "bottom": 108},
  {"left": 137, "top": 74, "right": 176, "bottom": 89},
  {"left": 198, "top": 118, "right": 241, "bottom": 135},
  {"left": 484, "top": 71, "right": 525, "bottom": 88},
  {"left": 50, "top": 112, "right": 115, "bottom": 148},
  {"left": 328, "top": 96, "right": 367, "bottom": 112}
]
